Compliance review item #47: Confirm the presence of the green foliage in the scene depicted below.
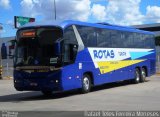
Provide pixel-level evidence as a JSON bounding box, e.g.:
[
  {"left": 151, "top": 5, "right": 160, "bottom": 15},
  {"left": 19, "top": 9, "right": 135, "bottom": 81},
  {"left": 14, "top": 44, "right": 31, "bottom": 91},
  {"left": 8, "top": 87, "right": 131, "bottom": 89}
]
[{"left": 155, "top": 36, "right": 160, "bottom": 46}]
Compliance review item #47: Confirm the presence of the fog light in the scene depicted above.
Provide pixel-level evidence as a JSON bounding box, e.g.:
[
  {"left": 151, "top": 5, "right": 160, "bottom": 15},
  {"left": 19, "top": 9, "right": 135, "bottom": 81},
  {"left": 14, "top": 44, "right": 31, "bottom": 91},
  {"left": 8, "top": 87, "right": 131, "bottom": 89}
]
[
  {"left": 14, "top": 80, "right": 20, "bottom": 83},
  {"left": 56, "top": 80, "right": 58, "bottom": 83}
]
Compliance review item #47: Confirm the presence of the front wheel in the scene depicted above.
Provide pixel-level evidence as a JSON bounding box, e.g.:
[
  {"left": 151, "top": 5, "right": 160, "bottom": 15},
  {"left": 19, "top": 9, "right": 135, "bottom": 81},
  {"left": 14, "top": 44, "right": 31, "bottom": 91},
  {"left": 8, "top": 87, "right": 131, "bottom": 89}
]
[{"left": 81, "top": 74, "right": 91, "bottom": 93}]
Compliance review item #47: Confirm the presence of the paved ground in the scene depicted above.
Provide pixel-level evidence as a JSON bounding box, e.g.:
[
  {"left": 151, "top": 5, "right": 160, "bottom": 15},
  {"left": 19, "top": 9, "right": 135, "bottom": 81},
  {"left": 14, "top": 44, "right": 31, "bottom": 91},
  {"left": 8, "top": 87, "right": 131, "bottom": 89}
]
[{"left": 0, "top": 75, "right": 160, "bottom": 111}]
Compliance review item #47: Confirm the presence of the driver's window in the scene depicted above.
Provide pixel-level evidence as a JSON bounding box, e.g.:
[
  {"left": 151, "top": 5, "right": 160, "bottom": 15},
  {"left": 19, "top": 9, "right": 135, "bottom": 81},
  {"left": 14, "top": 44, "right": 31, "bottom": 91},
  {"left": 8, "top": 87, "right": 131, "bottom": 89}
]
[{"left": 63, "top": 26, "right": 78, "bottom": 64}]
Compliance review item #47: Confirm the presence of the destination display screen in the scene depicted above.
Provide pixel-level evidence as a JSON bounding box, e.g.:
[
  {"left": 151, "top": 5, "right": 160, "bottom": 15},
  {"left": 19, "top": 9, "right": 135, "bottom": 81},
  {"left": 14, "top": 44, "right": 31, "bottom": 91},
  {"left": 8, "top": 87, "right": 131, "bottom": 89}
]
[{"left": 21, "top": 31, "right": 36, "bottom": 38}]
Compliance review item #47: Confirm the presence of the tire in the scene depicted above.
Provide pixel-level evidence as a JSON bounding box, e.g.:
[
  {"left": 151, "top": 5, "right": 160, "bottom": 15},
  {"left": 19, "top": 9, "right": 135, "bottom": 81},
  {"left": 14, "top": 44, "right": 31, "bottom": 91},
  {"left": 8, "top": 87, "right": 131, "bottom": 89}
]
[
  {"left": 133, "top": 68, "right": 140, "bottom": 84},
  {"left": 140, "top": 68, "right": 146, "bottom": 82},
  {"left": 81, "top": 74, "right": 91, "bottom": 93},
  {"left": 41, "top": 91, "right": 53, "bottom": 96}
]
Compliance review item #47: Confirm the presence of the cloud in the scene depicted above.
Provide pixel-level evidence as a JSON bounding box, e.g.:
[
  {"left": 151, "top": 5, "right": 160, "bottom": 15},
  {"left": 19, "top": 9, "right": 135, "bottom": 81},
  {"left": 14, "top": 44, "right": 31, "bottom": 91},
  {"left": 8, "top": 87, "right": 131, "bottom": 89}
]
[
  {"left": 90, "top": 0, "right": 160, "bottom": 25},
  {"left": 0, "top": 29, "right": 6, "bottom": 35},
  {"left": 20, "top": 0, "right": 91, "bottom": 21},
  {"left": 90, "top": 0, "right": 145, "bottom": 25},
  {"left": 6, "top": 20, "right": 14, "bottom": 27},
  {"left": 146, "top": 6, "right": 160, "bottom": 23},
  {"left": 20, "top": 0, "right": 160, "bottom": 26},
  {"left": 91, "top": 4, "right": 106, "bottom": 21},
  {"left": 103, "top": 0, "right": 144, "bottom": 25},
  {"left": 20, "top": 0, "right": 37, "bottom": 17},
  {"left": 0, "top": 0, "right": 11, "bottom": 9}
]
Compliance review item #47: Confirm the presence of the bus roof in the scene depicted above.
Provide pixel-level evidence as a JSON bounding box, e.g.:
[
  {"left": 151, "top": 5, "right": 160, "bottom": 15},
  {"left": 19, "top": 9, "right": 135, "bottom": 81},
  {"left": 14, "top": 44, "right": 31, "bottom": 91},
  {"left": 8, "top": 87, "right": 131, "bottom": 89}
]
[{"left": 19, "top": 20, "right": 154, "bottom": 35}]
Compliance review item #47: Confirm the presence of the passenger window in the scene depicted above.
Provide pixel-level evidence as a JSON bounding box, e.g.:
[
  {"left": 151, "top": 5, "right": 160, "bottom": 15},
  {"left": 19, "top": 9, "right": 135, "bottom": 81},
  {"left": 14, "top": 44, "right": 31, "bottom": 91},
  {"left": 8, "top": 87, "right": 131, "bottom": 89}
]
[{"left": 76, "top": 26, "right": 97, "bottom": 47}]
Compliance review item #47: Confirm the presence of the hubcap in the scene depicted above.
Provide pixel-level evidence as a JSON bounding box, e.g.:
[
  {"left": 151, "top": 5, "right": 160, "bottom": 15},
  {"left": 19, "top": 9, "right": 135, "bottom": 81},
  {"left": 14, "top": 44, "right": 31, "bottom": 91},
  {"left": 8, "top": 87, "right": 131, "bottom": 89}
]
[
  {"left": 142, "top": 70, "right": 146, "bottom": 78},
  {"left": 83, "top": 77, "right": 89, "bottom": 90}
]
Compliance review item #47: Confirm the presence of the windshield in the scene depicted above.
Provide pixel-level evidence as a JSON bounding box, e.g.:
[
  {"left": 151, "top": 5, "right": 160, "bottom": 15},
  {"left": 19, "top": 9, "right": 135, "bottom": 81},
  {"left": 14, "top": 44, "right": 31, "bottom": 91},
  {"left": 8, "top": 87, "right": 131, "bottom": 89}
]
[{"left": 14, "top": 27, "right": 63, "bottom": 67}]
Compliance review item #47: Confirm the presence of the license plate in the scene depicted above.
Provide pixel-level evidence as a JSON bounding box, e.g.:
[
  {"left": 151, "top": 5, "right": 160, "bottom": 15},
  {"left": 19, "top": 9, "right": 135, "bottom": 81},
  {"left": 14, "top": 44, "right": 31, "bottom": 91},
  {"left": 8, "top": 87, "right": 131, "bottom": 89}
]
[{"left": 30, "top": 83, "right": 38, "bottom": 86}]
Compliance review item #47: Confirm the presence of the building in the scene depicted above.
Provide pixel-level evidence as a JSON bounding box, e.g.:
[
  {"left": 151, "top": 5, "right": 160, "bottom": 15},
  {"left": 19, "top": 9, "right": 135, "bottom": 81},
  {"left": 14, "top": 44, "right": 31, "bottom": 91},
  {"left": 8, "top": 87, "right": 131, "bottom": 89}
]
[
  {"left": 134, "top": 23, "right": 160, "bottom": 72},
  {"left": 133, "top": 23, "right": 160, "bottom": 36},
  {"left": 0, "top": 36, "right": 15, "bottom": 79},
  {"left": 0, "top": 36, "right": 15, "bottom": 57}
]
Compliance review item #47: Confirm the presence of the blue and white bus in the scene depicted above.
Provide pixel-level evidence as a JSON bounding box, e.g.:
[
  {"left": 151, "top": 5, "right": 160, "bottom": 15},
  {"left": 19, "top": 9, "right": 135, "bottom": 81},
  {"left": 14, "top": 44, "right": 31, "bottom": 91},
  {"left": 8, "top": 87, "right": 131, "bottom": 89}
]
[{"left": 14, "top": 20, "right": 156, "bottom": 95}]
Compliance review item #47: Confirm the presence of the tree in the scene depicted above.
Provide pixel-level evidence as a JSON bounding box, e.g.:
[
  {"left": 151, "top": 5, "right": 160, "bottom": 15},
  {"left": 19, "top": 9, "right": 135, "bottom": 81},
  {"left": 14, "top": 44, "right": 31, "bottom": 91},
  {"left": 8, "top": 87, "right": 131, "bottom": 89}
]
[{"left": 155, "top": 36, "right": 160, "bottom": 46}]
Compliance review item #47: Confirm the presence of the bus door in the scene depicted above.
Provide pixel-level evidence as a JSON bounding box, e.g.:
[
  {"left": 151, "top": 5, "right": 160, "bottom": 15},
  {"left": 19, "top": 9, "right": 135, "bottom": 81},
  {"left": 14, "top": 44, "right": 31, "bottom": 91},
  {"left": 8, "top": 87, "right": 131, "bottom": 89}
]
[{"left": 62, "top": 26, "right": 80, "bottom": 89}]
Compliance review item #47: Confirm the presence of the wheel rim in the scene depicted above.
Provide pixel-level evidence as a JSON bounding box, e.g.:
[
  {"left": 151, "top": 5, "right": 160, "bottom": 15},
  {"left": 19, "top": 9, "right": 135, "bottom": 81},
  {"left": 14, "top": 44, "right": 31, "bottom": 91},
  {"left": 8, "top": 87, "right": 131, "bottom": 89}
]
[
  {"left": 136, "top": 70, "right": 140, "bottom": 82},
  {"left": 142, "top": 70, "right": 146, "bottom": 79},
  {"left": 83, "top": 77, "right": 90, "bottom": 90}
]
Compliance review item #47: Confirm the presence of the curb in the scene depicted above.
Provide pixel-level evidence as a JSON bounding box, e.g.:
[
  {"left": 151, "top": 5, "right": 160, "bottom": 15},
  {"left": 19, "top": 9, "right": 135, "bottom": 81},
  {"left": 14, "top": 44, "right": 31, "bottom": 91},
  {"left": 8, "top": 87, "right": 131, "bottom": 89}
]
[
  {"left": 156, "top": 73, "right": 160, "bottom": 75},
  {"left": 1, "top": 76, "right": 13, "bottom": 80}
]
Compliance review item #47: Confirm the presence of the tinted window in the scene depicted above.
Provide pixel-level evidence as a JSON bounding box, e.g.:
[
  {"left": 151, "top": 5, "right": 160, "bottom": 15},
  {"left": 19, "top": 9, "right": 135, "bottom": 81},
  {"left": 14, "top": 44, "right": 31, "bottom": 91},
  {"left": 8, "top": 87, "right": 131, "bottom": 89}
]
[
  {"left": 15, "top": 27, "right": 63, "bottom": 66},
  {"left": 144, "top": 35, "right": 155, "bottom": 48},
  {"left": 97, "top": 29, "right": 111, "bottom": 47},
  {"left": 63, "top": 26, "right": 77, "bottom": 45},
  {"left": 77, "top": 25, "right": 112, "bottom": 47},
  {"left": 63, "top": 26, "right": 78, "bottom": 63},
  {"left": 76, "top": 26, "right": 97, "bottom": 47},
  {"left": 110, "top": 30, "right": 119, "bottom": 48},
  {"left": 132, "top": 33, "right": 155, "bottom": 49},
  {"left": 76, "top": 25, "right": 155, "bottom": 49},
  {"left": 123, "top": 32, "right": 134, "bottom": 48}
]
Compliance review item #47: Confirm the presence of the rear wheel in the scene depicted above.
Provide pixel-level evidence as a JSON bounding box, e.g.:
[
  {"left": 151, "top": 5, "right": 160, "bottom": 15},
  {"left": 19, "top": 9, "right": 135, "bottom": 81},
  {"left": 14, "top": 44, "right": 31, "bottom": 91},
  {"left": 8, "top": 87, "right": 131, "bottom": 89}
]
[
  {"left": 133, "top": 68, "right": 140, "bottom": 84},
  {"left": 140, "top": 68, "right": 146, "bottom": 82},
  {"left": 81, "top": 74, "right": 91, "bottom": 93}
]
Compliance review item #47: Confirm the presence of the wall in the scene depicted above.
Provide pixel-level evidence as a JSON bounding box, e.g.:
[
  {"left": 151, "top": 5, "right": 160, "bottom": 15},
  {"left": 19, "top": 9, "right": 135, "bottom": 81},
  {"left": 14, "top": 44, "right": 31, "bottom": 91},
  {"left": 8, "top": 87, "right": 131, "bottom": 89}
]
[{"left": 0, "top": 37, "right": 15, "bottom": 78}]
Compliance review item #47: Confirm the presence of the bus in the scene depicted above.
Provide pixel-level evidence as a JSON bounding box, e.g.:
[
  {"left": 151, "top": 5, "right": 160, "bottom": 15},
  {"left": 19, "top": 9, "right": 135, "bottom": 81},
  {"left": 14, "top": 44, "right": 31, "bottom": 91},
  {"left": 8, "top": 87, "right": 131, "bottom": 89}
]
[{"left": 13, "top": 20, "right": 156, "bottom": 95}]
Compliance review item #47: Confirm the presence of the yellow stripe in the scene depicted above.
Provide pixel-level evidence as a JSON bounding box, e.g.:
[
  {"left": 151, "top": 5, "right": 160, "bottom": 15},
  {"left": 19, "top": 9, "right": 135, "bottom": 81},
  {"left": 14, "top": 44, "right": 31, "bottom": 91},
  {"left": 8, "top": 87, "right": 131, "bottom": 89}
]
[{"left": 97, "top": 60, "right": 145, "bottom": 74}]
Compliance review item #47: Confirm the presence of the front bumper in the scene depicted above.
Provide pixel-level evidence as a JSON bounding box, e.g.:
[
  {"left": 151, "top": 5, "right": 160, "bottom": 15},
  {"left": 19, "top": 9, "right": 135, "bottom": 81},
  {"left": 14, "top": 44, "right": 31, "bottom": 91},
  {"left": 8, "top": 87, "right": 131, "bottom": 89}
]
[{"left": 14, "top": 70, "right": 63, "bottom": 92}]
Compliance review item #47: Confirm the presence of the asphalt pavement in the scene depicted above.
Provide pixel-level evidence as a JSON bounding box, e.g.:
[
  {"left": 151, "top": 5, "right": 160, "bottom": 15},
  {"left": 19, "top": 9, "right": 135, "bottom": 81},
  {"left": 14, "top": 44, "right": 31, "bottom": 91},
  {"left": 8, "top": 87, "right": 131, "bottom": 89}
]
[{"left": 0, "top": 75, "right": 160, "bottom": 112}]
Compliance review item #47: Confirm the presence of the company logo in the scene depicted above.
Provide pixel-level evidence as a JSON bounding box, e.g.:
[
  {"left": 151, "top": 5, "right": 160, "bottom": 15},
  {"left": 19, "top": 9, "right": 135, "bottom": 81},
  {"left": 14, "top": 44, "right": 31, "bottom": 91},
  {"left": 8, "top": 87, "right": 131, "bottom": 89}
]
[{"left": 93, "top": 50, "right": 115, "bottom": 59}]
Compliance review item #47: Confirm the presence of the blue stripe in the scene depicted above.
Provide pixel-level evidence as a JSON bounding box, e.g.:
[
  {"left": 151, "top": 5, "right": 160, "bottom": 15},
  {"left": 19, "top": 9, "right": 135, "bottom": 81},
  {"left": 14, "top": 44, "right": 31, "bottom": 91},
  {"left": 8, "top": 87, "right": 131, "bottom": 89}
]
[{"left": 130, "top": 52, "right": 153, "bottom": 60}]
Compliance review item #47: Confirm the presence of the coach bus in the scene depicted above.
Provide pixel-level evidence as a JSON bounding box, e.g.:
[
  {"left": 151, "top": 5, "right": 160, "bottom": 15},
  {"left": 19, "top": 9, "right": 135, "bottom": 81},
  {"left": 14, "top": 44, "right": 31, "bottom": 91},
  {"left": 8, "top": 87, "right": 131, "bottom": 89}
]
[{"left": 13, "top": 20, "right": 156, "bottom": 95}]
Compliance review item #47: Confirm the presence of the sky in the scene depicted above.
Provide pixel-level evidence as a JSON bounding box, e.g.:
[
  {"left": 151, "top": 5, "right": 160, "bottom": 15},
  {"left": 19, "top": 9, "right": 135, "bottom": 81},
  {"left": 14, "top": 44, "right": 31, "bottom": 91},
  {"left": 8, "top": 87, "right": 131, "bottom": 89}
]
[{"left": 0, "top": 0, "right": 160, "bottom": 37}]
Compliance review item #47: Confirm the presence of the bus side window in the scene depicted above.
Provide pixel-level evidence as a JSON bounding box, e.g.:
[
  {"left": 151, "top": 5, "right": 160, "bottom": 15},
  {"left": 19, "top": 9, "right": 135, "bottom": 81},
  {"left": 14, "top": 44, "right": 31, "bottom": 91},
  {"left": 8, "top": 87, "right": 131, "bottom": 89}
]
[
  {"left": 63, "top": 26, "right": 78, "bottom": 64},
  {"left": 87, "top": 32, "right": 97, "bottom": 47}
]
